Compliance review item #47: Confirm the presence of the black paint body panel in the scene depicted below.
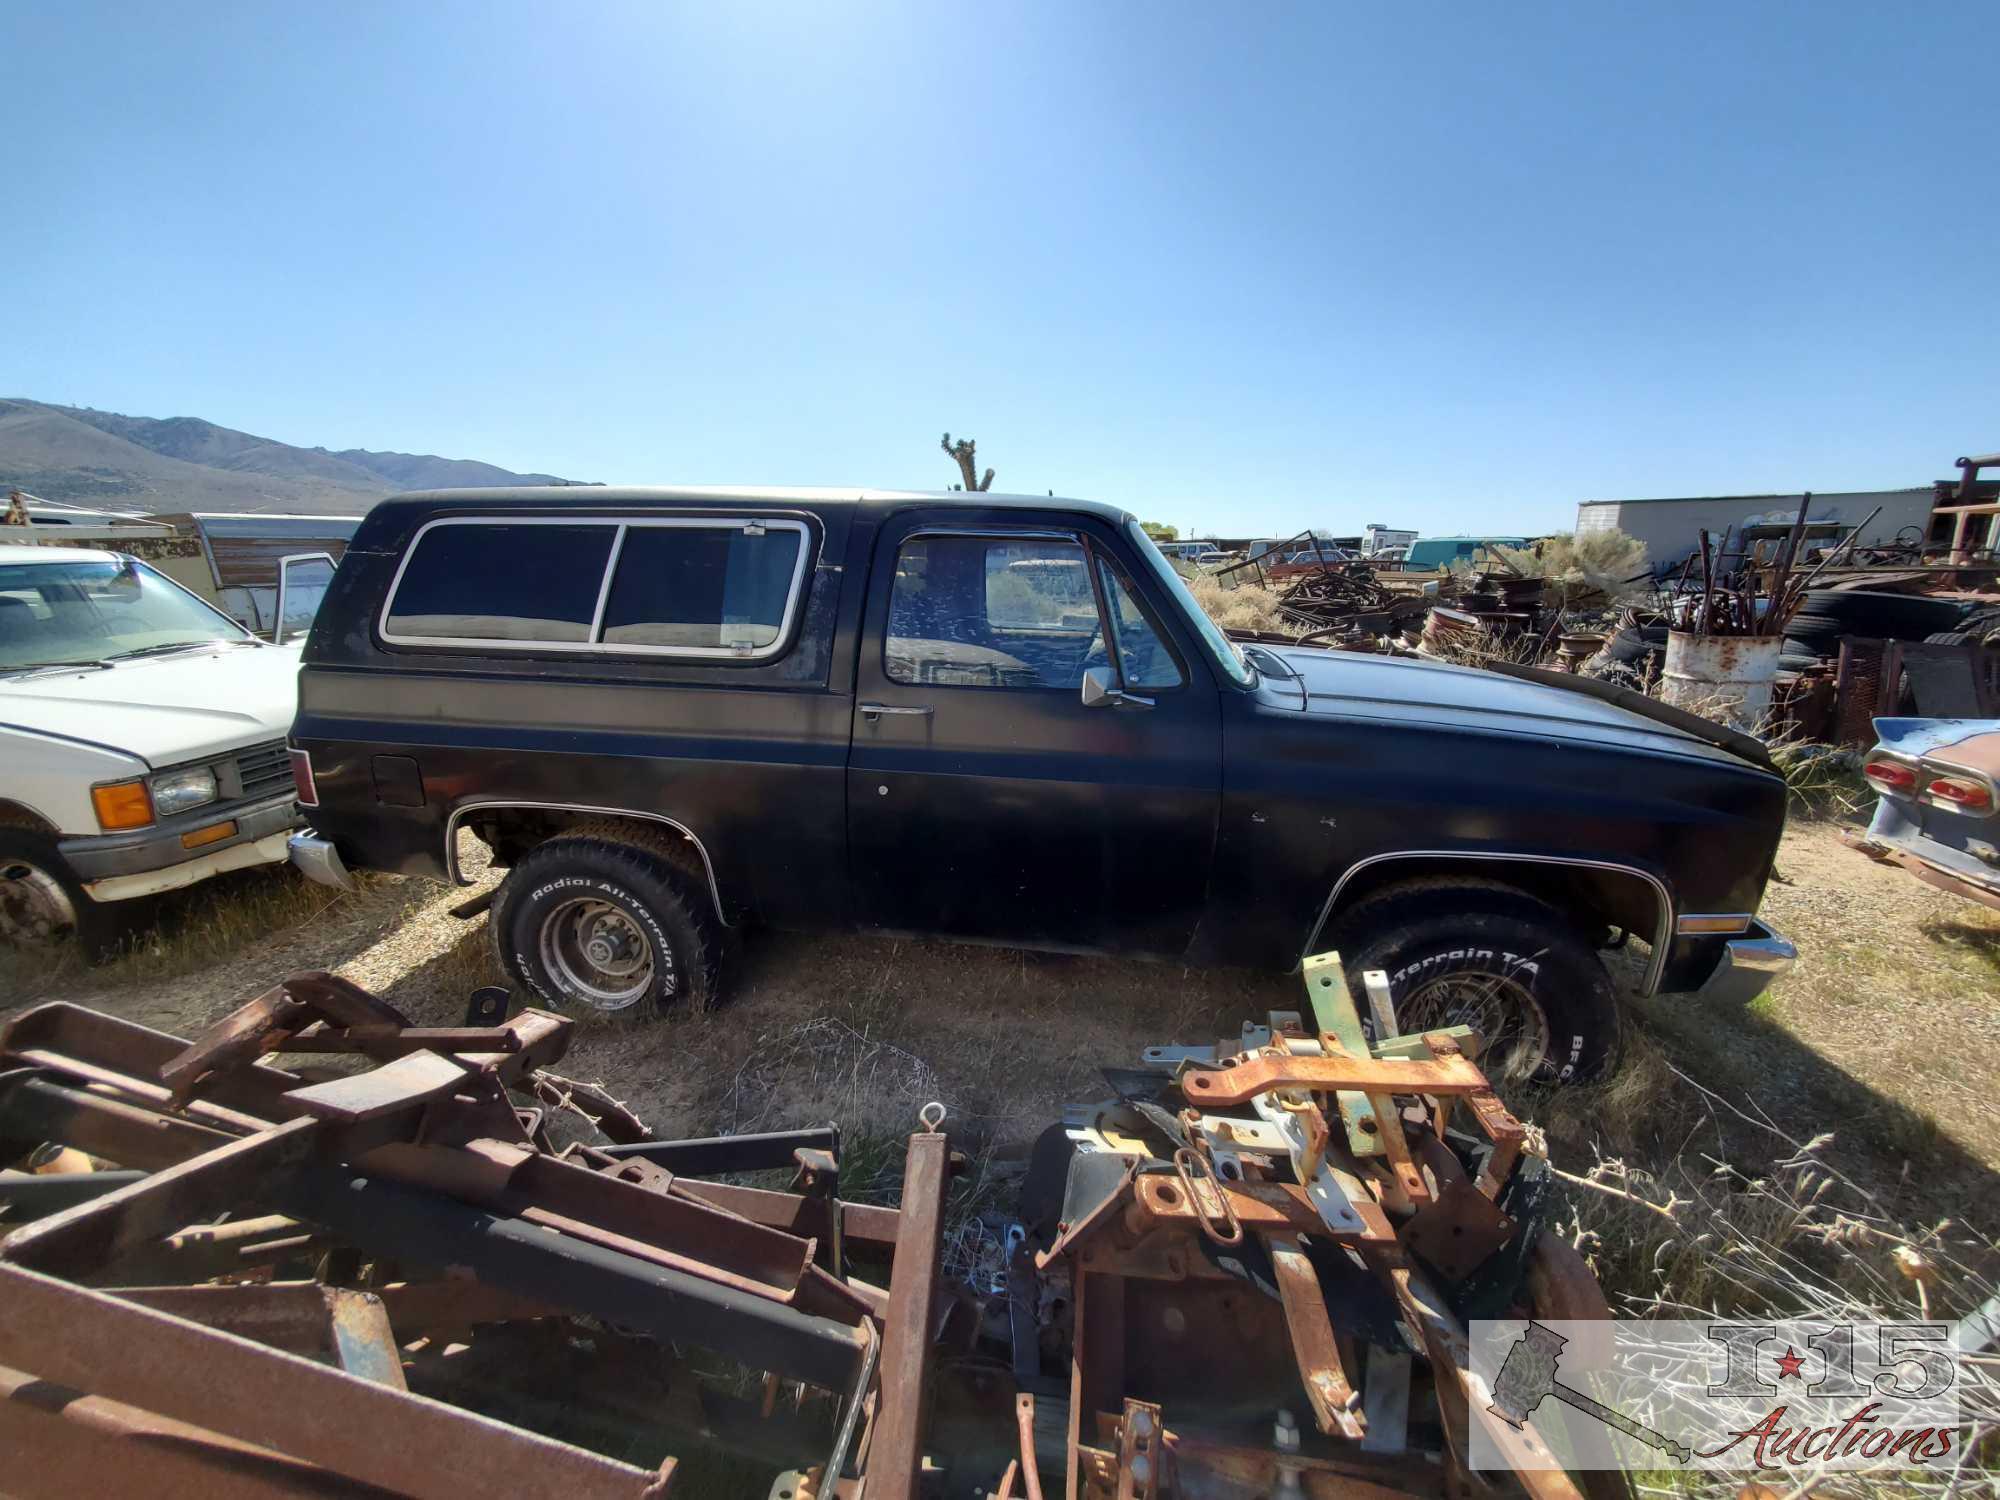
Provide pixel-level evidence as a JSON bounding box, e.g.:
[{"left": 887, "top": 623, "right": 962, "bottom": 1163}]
[{"left": 292, "top": 489, "right": 1788, "bottom": 983}]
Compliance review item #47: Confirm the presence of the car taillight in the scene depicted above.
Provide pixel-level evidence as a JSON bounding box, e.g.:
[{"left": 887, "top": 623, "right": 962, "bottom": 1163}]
[
  {"left": 1862, "top": 758, "right": 1917, "bottom": 795},
  {"left": 289, "top": 748, "right": 319, "bottom": 807},
  {"left": 1925, "top": 775, "right": 1994, "bottom": 814}
]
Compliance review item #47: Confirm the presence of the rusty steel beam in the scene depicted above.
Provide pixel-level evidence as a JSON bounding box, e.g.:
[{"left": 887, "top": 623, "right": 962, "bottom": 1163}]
[
  {"left": 111, "top": 1282, "right": 363, "bottom": 1353},
  {"left": 355, "top": 1141, "right": 819, "bottom": 1298},
  {"left": 0, "top": 1069, "right": 237, "bottom": 1170},
  {"left": 274, "top": 971, "right": 417, "bottom": 1030},
  {"left": 673, "top": 1179, "right": 901, "bottom": 1255},
  {"left": 1, "top": 1117, "right": 321, "bottom": 1277},
  {"left": 0, "top": 1264, "right": 666, "bottom": 1500},
  {"left": 120, "top": 1276, "right": 559, "bottom": 1336},
  {"left": 506, "top": 1152, "right": 815, "bottom": 1295},
  {"left": 599, "top": 1125, "right": 841, "bottom": 1175},
  {"left": 1, "top": 1002, "right": 301, "bottom": 1124},
  {"left": 276, "top": 1167, "right": 868, "bottom": 1390},
  {"left": 0, "top": 1360, "right": 400, "bottom": 1500},
  {"left": 5, "top": 1045, "right": 282, "bottom": 1135},
  {"left": 372, "top": 1277, "right": 561, "bottom": 1330},
  {"left": 158, "top": 983, "right": 310, "bottom": 1101},
  {"left": 868, "top": 1126, "right": 950, "bottom": 1500},
  {"left": 111, "top": 1283, "right": 411, "bottom": 1389}
]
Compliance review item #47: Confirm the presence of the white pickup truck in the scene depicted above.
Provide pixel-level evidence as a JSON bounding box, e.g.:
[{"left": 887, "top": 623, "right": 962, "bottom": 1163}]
[{"left": 0, "top": 543, "right": 306, "bottom": 953}]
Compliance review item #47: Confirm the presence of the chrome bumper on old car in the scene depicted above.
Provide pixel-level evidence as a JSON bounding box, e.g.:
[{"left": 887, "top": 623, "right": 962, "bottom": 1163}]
[
  {"left": 287, "top": 832, "right": 355, "bottom": 891},
  {"left": 1695, "top": 919, "right": 1796, "bottom": 1006}
]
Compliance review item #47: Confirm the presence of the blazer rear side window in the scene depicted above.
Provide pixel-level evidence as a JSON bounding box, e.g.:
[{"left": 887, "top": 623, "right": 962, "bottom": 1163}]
[{"left": 379, "top": 515, "right": 813, "bottom": 661}]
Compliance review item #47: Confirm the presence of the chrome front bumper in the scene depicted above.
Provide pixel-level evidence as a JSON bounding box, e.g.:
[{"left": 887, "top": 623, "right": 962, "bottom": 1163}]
[
  {"left": 287, "top": 832, "right": 355, "bottom": 891},
  {"left": 1696, "top": 919, "right": 1796, "bottom": 1006}
]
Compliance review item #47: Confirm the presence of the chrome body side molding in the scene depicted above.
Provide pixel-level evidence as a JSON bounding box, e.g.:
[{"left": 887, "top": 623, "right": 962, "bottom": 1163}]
[{"left": 444, "top": 800, "right": 731, "bottom": 926}]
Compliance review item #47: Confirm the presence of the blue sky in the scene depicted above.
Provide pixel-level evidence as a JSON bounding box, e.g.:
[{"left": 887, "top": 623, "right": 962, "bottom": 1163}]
[{"left": 10, "top": 2, "right": 1995, "bottom": 536}]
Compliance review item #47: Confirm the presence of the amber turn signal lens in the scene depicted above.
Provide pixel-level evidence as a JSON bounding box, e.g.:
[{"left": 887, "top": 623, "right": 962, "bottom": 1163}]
[
  {"left": 180, "top": 819, "right": 239, "bottom": 850},
  {"left": 1676, "top": 914, "right": 1752, "bottom": 935},
  {"left": 91, "top": 780, "right": 154, "bottom": 831}
]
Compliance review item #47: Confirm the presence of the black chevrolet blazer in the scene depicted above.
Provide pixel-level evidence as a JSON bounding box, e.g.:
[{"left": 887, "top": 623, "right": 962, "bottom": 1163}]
[{"left": 288, "top": 487, "right": 1795, "bottom": 1082}]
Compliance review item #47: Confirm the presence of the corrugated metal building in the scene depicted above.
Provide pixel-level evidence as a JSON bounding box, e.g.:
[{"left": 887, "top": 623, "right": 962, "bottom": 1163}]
[{"left": 1575, "top": 489, "right": 1933, "bottom": 571}]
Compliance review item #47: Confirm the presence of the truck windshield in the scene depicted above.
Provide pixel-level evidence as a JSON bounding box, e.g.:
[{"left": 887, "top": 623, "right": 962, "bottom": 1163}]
[
  {"left": 0, "top": 557, "right": 252, "bottom": 672},
  {"left": 1123, "top": 521, "right": 1255, "bottom": 687}
]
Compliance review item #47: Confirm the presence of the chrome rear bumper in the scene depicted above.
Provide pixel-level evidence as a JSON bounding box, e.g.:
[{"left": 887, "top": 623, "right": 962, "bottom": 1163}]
[
  {"left": 287, "top": 832, "right": 355, "bottom": 891},
  {"left": 1696, "top": 919, "right": 1796, "bottom": 1006}
]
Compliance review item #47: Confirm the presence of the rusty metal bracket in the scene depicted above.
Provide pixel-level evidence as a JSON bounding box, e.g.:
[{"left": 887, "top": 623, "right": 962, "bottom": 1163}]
[
  {"left": 1265, "top": 1233, "right": 1367, "bottom": 1441},
  {"left": 869, "top": 1124, "right": 950, "bottom": 1500},
  {"left": 1179, "top": 1043, "right": 1491, "bottom": 1106}
]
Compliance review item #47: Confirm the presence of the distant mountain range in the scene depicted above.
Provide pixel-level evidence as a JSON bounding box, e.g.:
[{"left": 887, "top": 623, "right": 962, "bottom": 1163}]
[{"left": 0, "top": 398, "right": 589, "bottom": 515}]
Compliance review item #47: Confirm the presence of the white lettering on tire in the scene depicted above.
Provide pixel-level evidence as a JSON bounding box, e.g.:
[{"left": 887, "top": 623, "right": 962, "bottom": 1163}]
[
  {"left": 518, "top": 875, "right": 677, "bottom": 1007},
  {"left": 1387, "top": 948, "right": 1541, "bottom": 987}
]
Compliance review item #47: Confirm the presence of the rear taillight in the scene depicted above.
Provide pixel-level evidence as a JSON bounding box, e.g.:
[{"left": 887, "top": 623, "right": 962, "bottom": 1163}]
[
  {"left": 289, "top": 748, "right": 319, "bottom": 807},
  {"left": 1863, "top": 758, "right": 1918, "bottom": 795},
  {"left": 1925, "top": 775, "right": 1994, "bottom": 814}
]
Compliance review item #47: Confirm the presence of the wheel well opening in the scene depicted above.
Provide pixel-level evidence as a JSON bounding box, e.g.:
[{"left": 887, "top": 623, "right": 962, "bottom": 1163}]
[
  {"left": 1316, "top": 857, "right": 1668, "bottom": 957},
  {"left": 0, "top": 801, "right": 57, "bottom": 836},
  {"left": 457, "top": 806, "right": 729, "bottom": 924}
]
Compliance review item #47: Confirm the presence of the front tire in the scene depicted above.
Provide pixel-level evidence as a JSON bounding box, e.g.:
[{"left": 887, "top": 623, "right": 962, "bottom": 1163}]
[
  {"left": 1331, "top": 882, "right": 1619, "bottom": 1084},
  {"left": 491, "top": 834, "right": 721, "bottom": 1015},
  {"left": 0, "top": 832, "right": 121, "bottom": 960}
]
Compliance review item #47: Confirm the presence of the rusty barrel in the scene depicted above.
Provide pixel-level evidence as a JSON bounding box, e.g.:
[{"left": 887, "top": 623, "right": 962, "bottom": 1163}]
[{"left": 1660, "top": 629, "right": 1783, "bottom": 732}]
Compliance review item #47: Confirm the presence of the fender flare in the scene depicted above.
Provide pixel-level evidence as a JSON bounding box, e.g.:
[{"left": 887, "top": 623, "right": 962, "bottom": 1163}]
[
  {"left": 444, "top": 800, "right": 730, "bottom": 926},
  {"left": 1304, "top": 849, "right": 1676, "bottom": 995}
]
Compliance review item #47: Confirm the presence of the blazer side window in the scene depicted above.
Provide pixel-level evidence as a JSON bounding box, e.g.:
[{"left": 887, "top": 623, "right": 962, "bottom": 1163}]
[{"left": 886, "top": 535, "right": 1106, "bottom": 689}]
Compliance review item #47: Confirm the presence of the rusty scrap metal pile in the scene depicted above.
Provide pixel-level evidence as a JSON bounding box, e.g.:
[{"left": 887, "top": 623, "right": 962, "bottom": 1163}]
[
  {"left": 0, "top": 965, "right": 1610, "bottom": 1500},
  {"left": 1271, "top": 566, "right": 1431, "bottom": 643}
]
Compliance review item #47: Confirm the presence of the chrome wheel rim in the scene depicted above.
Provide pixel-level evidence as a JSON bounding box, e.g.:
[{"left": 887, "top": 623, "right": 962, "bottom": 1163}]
[
  {"left": 0, "top": 859, "right": 77, "bottom": 947},
  {"left": 538, "top": 897, "right": 656, "bottom": 1011},
  {"left": 1395, "top": 969, "right": 1551, "bottom": 1083}
]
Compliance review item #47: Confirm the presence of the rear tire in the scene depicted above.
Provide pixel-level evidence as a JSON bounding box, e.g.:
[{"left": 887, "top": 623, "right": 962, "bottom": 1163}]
[
  {"left": 491, "top": 834, "right": 721, "bottom": 1015},
  {"left": 1330, "top": 882, "right": 1619, "bottom": 1084}
]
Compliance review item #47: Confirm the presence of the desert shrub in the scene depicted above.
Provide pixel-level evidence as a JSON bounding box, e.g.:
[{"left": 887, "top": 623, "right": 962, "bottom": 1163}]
[
  {"left": 1185, "top": 573, "right": 1301, "bottom": 636},
  {"left": 1495, "top": 530, "right": 1650, "bottom": 605}
]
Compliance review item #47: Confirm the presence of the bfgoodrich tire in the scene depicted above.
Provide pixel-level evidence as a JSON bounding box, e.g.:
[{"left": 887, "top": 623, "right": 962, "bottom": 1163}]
[
  {"left": 491, "top": 835, "right": 721, "bottom": 1015},
  {"left": 1332, "top": 883, "right": 1619, "bottom": 1085}
]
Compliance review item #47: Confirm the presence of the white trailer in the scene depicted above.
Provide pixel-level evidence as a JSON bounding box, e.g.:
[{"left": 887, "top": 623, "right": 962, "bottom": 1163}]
[{"left": 1362, "top": 524, "right": 1417, "bottom": 556}]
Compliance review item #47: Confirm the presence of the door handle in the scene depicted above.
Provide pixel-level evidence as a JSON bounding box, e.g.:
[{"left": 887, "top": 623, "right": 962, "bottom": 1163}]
[{"left": 859, "top": 703, "right": 933, "bottom": 720}]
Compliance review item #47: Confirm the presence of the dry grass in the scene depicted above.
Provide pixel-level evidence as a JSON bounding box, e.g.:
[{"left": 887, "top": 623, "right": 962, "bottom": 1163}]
[
  {"left": 12, "top": 821, "right": 2000, "bottom": 1474},
  {"left": 1183, "top": 572, "right": 1302, "bottom": 636},
  {"left": 14, "top": 824, "right": 1998, "bottom": 1209},
  {"left": 0, "top": 866, "right": 361, "bottom": 1010}
]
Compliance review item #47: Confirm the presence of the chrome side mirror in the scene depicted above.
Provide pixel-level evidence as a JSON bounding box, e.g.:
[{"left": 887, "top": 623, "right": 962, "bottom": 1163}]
[{"left": 1080, "top": 664, "right": 1154, "bottom": 710}]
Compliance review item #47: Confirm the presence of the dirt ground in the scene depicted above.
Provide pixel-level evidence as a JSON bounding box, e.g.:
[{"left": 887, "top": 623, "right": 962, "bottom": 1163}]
[{"left": 11, "top": 813, "right": 1997, "bottom": 1230}]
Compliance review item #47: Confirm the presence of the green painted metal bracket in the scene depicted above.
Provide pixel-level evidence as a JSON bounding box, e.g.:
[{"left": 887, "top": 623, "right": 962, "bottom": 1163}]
[
  {"left": 1300, "top": 951, "right": 1383, "bottom": 1158},
  {"left": 1371, "top": 1026, "right": 1478, "bottom": 1062}
]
